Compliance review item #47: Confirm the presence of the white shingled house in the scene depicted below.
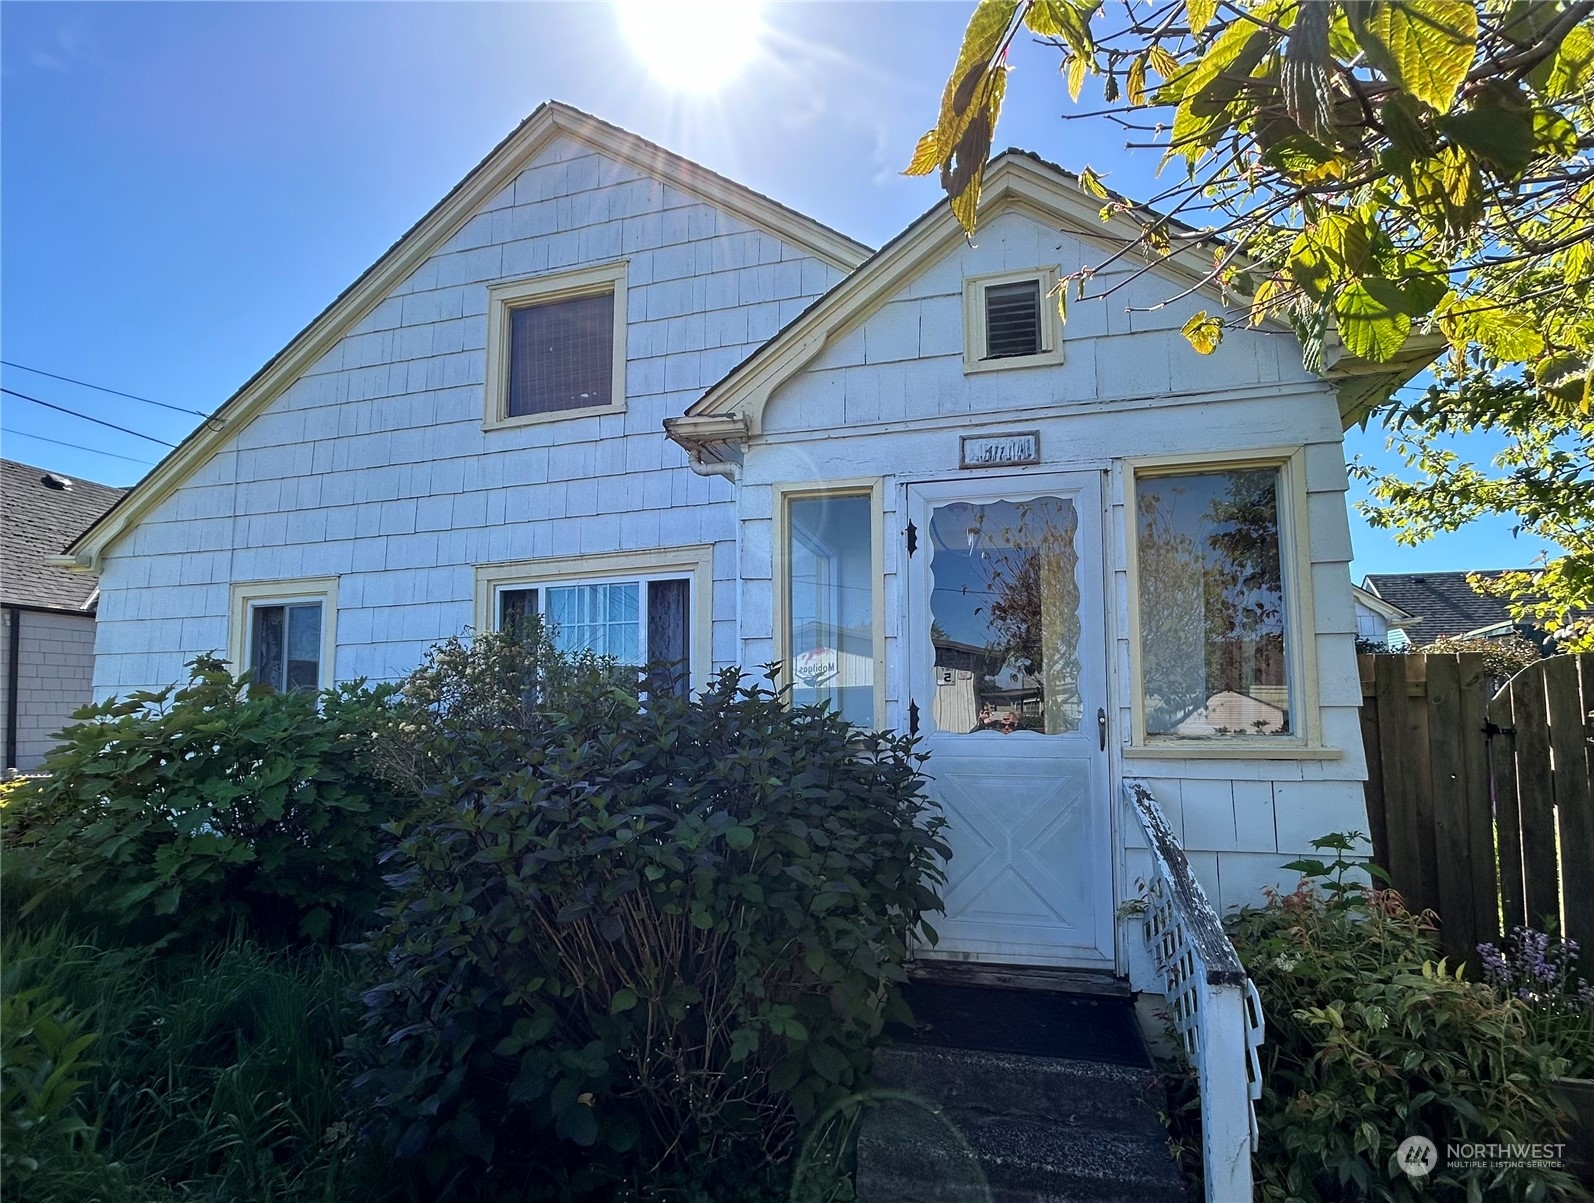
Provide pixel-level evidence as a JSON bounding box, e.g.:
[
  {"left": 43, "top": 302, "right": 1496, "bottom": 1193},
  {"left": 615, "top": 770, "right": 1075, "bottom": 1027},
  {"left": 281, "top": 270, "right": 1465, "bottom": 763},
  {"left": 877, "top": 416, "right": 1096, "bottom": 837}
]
[{"left": 56, "top": 102, "right": 1437, "bottom": 986}]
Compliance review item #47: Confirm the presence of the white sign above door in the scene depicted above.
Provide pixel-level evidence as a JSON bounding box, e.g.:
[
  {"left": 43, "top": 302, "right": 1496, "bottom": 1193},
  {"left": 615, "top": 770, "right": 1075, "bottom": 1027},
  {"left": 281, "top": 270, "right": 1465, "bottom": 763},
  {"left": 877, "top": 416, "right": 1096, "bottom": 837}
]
[{"left": 960, "top": 431, "right": 1040, "bottom": 470}]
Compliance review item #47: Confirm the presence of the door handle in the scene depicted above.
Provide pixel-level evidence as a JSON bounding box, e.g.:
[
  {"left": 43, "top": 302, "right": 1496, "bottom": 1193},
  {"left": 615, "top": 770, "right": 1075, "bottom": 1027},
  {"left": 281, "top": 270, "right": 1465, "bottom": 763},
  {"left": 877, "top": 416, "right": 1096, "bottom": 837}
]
[{"left": 1097, "top": 707, "right": 1107, "bottom": 751}]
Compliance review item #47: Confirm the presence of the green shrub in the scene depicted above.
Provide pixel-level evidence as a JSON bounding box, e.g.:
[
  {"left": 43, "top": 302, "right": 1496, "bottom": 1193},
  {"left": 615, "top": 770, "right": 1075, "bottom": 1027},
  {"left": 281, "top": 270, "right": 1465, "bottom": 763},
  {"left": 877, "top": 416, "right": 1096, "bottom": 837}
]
[
  {"left": 11, "top": 656, "right": 409, "bottom": 946},
  {"left": 1, "top": 933, "right": 99, "bottom": 1187},
  {"left": 353, "top": 627, "right": 947, "bottom": 1199},
  {"left": 1227, "top": 838, "right": 1587, "bottom": 1202},
  {"left": 0, "top": 924, "right": 391, "bottom": 1203}
]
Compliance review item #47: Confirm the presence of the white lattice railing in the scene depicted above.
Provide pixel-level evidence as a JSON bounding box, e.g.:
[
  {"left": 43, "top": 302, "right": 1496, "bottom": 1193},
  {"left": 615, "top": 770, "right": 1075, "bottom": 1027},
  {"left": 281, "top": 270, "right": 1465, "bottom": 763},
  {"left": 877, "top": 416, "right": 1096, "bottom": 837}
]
[{"left": 1125, "top": 779, "right": 1264, "bottom": 1203}]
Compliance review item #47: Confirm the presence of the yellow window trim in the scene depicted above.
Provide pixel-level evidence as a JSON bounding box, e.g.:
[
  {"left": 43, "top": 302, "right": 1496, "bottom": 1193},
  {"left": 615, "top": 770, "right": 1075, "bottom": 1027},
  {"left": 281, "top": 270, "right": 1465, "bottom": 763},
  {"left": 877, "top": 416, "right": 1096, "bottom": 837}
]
[
  {"left": 961, "top": 266, "right": 1064, "bottom": 375},
  {"left": 483, "top": 260, "right": 629, "bottom": 431},
  {"left": 227, "top": 576, "right": 340, "bottom": 689},
  {"left": 1122, "top": 447, "right": 1324, "bottom": 752}
]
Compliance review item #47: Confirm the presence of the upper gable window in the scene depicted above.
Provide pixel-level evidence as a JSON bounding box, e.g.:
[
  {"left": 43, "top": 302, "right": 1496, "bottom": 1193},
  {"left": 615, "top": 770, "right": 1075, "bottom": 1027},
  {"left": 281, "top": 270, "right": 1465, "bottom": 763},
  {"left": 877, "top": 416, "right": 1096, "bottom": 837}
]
[
  {"left": 485, "top": 261, "right": 628, "bottom": 429},
  {"left": 962, "top": 267, "right": 1062, "bottom": 374}
]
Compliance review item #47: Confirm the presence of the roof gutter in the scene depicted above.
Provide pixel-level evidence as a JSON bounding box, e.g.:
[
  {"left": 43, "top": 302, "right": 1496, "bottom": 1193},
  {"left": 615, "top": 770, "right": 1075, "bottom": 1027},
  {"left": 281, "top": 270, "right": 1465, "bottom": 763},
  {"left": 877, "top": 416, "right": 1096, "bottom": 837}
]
[{"left": 663, "top": 413, "right": 749, "bottom": 481}]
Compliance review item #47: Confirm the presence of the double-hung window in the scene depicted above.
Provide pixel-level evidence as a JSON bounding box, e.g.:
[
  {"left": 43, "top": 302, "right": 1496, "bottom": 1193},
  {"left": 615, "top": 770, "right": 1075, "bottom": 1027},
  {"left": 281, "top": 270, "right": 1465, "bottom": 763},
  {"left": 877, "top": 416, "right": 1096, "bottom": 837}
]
[
  {"left": 229, "top": 577, "right": 338, "bottom": 693},
  {"left": 475, "top": 548, "right": 712, "bottom": 692},
  {"left": 484, "top": 262, "right": 628, "bottom": 428}
]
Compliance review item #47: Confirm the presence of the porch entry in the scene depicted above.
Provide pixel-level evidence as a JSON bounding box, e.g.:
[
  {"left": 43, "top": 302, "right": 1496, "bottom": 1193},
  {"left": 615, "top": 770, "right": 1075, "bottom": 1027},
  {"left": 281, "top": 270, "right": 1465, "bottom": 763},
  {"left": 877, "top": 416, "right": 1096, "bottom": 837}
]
[{"left": 905, "top": 474, "right": 1114, "bottom": 968}]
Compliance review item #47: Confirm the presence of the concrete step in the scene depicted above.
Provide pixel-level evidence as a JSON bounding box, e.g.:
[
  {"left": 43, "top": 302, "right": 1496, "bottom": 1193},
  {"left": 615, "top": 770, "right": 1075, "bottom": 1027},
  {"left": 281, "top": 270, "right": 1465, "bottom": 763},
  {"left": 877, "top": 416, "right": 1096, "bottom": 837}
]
[
  {"left": 870, "top": 1043, "right": 1169, "bottom": 1134},
  {"left": 854, "top": 1099, "right": 1186, "bottom": 1203},
  {"left": 855, "top": 1042, "right": 1187, "bottom": 1203}
]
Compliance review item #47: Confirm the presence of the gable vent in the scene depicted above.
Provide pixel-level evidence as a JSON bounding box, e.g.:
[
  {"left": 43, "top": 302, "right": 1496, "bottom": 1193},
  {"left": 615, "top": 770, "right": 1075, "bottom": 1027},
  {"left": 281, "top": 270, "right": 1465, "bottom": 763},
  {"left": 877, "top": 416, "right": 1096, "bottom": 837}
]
[{"left": 983, "top": 280, "right": 1044, "bottom": 359}]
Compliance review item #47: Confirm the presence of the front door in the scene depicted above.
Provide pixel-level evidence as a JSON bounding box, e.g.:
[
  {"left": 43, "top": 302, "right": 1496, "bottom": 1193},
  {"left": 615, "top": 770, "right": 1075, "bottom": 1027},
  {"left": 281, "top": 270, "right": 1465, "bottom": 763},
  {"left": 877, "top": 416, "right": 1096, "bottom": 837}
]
[{"left": 906, "top": 474, "right": 1114, "bottom": 968}]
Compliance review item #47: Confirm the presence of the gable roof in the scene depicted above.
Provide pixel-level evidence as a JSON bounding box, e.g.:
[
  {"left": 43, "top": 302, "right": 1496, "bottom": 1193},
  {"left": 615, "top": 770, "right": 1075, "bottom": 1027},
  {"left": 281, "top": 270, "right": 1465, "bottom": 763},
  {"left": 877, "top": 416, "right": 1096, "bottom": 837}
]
[
  {"left": 670, "top": 149, "right": 1441, "bottom": 454},
  {"left": 1363, "top": 572, "right": 1521, "bottom": 640},
  {"left": 1350, "top": 582, "right": 1419, "bottom": 628},
  {"left": 2, "top": 459, "right": 124, "bottom": 612},
  {"left": 61, "top": 101, "right": 873, "bottom": 569}
]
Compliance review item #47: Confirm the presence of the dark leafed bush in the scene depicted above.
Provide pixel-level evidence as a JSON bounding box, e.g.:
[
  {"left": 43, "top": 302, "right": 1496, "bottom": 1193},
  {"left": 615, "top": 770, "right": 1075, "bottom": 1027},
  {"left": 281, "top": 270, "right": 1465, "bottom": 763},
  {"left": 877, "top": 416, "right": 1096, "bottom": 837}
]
[
  {"left": 353, "top": 626, "right": 948, "bottom": 1199},
  {"left": 1226, "top": 837, "right": 1586, "bottom": 1202},
  {"left": 11, "top": 656, "right": 408, "bottom": 946}
]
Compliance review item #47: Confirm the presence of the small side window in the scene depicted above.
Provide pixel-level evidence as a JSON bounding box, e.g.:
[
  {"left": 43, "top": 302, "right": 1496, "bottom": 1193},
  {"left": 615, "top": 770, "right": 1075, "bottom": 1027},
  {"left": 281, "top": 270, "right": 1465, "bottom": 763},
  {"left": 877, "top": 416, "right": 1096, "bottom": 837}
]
[
  {"left": 250, "top": 602, "right": 323, "bottom": 692},
  {"left": 962, "top": 268, "right": 1062, "bottom": 373},
  {"left": 229, "top": 577, "right": 338, "bottom": 692}
]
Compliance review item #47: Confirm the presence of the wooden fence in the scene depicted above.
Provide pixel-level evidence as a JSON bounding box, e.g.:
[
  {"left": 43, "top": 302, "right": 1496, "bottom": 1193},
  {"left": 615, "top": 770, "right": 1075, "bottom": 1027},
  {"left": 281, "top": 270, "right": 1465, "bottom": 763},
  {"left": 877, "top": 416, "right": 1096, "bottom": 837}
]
[{"left": 1358, "top": 652, "right": 1593, "bottom": 964}]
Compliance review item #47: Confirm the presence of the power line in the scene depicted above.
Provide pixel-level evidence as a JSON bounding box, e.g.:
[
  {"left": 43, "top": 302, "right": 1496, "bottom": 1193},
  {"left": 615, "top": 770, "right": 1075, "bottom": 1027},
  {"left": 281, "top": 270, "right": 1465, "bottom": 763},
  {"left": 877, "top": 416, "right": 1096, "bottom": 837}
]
[
  {"left": 1, "top": 359, "right": 211, "bottom": 418},
  {"left": 2, "top": 427, "right": 157, "bottom": 465},
  {"left": 1, "top": 388, "right": 177, "bottom": 448}
]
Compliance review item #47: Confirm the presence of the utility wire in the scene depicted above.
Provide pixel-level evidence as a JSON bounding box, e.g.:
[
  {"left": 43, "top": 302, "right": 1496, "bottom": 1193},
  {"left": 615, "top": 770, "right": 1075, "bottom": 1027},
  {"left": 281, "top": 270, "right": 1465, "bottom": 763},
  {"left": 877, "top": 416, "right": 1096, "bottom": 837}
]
[
  {"left": 2, "top": 427, "right": 157, "bottom": 465},
  {"left": 1, "top": 388, "right": 177, "bottom": 448},
  {"left": 1, "top": 359, "right": 211, "bottom": 418}
]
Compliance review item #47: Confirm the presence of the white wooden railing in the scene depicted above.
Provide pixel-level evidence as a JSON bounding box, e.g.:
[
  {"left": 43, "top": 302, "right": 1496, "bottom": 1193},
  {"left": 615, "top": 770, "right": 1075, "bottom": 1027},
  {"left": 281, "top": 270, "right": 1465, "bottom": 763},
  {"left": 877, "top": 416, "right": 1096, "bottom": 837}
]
[{"left": 1125, "top": 779, "right": 1264, "bottom": 1203}]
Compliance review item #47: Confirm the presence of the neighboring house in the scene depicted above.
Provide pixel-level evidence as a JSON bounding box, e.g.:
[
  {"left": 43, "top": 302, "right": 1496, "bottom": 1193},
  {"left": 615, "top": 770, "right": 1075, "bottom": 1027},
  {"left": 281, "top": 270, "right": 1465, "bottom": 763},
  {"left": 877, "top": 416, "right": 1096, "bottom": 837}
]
[
  {"left": 57, "top": 102, "right": 1440, "bottom": 988},
  {"left": 1363, "top": 571, "right": 1572, "bottom": 652},
  {"left": 1, "top": 459, "right": 125, "bottom": 772},
  {"left": 1351, "top": 582, "right": 1419, "bottom": 649}
]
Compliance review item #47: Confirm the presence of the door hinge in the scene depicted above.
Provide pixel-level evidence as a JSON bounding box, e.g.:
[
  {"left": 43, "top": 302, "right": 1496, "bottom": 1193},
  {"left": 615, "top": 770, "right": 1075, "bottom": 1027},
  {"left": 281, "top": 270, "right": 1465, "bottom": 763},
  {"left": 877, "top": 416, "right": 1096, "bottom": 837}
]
[
  {"left": 908, "top": 700, "right": 920, "bottom": 737},
  {"left": 906, "top": 520, "right": 918, "bottom": 557}
]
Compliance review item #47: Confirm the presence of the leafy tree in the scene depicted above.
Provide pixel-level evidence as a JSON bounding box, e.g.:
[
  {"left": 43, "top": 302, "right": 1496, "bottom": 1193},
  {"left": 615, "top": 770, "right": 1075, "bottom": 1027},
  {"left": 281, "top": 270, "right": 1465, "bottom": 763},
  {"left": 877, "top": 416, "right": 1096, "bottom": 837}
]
[
  {"left": 912, "top": 0, "right": 1594, "bottom": 647},
  {"left": 1354, "top": 365, "right": 1594, "bottom": 647}
]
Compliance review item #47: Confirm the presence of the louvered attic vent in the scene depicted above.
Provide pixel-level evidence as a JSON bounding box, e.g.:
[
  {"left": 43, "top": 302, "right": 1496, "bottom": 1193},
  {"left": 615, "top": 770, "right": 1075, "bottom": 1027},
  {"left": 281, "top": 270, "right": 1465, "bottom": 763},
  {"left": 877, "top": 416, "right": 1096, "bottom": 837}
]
[{"left": 983, "top": 280, "right": 1044, "bottom": 359}]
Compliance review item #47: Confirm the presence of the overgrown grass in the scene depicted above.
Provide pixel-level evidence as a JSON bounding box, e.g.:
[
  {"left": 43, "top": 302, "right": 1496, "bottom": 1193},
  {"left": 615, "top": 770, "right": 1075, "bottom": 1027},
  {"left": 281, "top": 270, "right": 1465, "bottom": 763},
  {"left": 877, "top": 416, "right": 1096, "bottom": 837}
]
[{"left": 3, "top": 924, "right": 390, "bottom": 1202}]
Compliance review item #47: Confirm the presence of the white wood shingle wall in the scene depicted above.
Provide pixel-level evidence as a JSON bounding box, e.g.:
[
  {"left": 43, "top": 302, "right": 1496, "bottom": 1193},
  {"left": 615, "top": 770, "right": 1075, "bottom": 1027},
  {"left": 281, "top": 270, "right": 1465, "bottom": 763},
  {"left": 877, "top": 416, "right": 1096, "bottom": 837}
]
[
  {"left": 742, "top": 209, "right": 1369, "bottom": 960},
  {"left": 91, "top": 136, "right": 846, "bottom": 695}
]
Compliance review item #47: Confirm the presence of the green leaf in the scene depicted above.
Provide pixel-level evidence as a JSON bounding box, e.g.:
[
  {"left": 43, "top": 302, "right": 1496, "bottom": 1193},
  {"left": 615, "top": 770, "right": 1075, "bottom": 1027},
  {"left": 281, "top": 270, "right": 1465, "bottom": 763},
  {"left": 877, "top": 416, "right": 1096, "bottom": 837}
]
[
  {"left": 1025, "top": 0, "right": 1095, "bottom": 59},
  {"left": 1439, "top": 99, "right": 1534, "bottom": 180},
  {"left": 556, "top": 1100, "right": 599, "bottom": 1147},
  {"left": 902, "top": 129, "right": 939, "bottom": 177},
  {"left": 1078, "top": 165, "right": 1108, "bottom": 198},
  {"left": 1334, "top": 279, "right": 1412, "bottom": 361},
  {"left": 1185, "top": 0, "right": 1217, "bottom": 36},
  {"left": 1536, "top": 353, "right": 1592, "bottom": 410},
  {"left": 1380, "top": 94, "right": 1435, "bottom": 161},
  {"left": 724, "top": 824, "right": 755, "bottom": 851},
  {"left": 1181, "top": 311, "right": 1224, "bottom": 355},
  {"left": 1288, "top": 214, "right": 1372, "bottom": 299},
  {"left": 1533, "top": 22, "right": 1593, "bottom": 100},
  {"left": 1352, "top": 0, "right": 1478, "bottom": 113},
  {"left": 1532, "top": 109, "right": 1578, "bottom": 159},
  {"left": 610, "top": 988, "right": 638, "bottom": 1014},
  {"left": 1126, "top": 55, "right": 1147, "bottom": 106}
]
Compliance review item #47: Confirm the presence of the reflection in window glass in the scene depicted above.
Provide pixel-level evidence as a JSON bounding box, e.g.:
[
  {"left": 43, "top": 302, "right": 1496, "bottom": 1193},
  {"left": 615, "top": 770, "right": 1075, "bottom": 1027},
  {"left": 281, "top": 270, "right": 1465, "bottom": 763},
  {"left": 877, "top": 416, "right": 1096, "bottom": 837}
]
[
  {"left": 928, "top": 498, "right": 1081, "bottom": 735},
  {"left": 1135, "top": 468, "right": 1290, "bottom": 738},
  {"left": 787, "top": 495, "right": 874, "bottom": 728},
  {"left": 250, "top": 602, "right": 322, "bottom": 693}
]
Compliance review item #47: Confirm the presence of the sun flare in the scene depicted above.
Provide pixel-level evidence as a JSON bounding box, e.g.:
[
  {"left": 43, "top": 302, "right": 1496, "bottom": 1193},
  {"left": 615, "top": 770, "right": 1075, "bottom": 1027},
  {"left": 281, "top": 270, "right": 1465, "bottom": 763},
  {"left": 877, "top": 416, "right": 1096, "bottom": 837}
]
[{"left": 616, "top": 0, "right": 764, "bottom": 93}]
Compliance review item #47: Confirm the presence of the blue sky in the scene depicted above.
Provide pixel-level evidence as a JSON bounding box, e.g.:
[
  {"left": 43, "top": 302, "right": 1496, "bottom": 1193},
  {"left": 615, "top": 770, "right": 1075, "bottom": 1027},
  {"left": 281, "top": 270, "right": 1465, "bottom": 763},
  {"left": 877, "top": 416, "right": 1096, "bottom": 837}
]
[{"left": 0, "top": 1, "right": 1553, "bottom": 579}]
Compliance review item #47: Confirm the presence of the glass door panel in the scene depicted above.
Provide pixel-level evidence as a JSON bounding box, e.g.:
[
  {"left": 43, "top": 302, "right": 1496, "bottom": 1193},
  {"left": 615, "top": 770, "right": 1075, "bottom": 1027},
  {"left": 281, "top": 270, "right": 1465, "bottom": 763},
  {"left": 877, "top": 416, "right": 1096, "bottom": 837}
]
[{"left": 927, "top": 496, "right": 1083, "bottom": 736}]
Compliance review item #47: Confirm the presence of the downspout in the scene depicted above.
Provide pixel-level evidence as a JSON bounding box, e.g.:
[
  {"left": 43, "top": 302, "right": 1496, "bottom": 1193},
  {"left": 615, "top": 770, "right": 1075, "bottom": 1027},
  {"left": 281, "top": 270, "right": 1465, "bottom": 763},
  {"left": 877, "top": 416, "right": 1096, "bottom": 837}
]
[{"left": 5, "top": 606, "right": 19, "bottom": 772}]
